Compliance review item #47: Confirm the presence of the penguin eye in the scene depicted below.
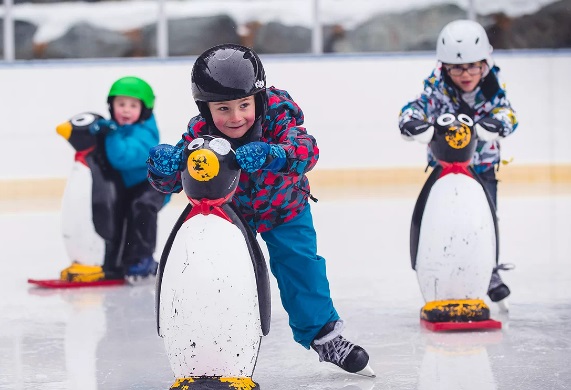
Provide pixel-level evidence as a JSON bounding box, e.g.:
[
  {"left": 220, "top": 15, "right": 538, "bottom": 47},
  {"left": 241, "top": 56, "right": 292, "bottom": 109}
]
[
  {"left": 188, "top": 138, "right": 205, "bottom": 151},
  {"left": 458, "top": 114, "right": 474, "bottom": 126},
  {"left": 209, "top": 138, "right": 232, "bottom": 156},
  {"left": 71, "top": 113, "right": 96, "bottom": 127},
  {"left": 436, "top": 113, "right": 455, "bottom": 126}
]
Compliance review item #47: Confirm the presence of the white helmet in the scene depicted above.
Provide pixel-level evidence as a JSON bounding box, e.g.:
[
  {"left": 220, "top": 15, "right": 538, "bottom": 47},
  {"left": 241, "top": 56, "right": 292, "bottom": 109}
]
[{"left": 436, "top": 20, "right": 493, "bottom": 67}]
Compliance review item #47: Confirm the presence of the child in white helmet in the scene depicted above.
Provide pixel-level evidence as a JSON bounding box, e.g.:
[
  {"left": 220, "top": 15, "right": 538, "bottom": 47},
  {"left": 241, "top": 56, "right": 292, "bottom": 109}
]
[{"left": 398, "top": 20, "right": 518, "bottom": 305}]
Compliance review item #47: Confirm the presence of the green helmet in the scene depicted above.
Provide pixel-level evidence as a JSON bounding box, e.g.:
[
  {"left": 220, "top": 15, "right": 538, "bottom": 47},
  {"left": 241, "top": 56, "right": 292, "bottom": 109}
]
[{"left": 108, "top": 76, "right": 155, "bottom": 109}]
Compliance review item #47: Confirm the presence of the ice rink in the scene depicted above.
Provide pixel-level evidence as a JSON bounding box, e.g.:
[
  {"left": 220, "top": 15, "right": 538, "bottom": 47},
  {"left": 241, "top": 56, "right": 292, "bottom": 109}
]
[{"left": 1, "top": 181, "right": 570, "bottom": 390}]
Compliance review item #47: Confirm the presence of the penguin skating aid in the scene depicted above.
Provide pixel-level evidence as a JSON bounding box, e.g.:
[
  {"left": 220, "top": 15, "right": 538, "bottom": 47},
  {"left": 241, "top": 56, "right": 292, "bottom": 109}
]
[
  {"left": 409, "top": 113, "right": 502, "bottom": 331},
  {"left": 156, "top": 136, "right": 271, "bottom": 389},
  {"left": 28, "top": 112, "right": 126, "bottom": 288}
]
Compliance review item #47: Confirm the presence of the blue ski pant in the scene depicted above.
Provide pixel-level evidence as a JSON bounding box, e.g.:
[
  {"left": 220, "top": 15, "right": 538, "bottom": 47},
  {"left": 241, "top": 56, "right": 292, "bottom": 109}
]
[{"left": 260, "top": 204, "right": 339, "bottom": 349}]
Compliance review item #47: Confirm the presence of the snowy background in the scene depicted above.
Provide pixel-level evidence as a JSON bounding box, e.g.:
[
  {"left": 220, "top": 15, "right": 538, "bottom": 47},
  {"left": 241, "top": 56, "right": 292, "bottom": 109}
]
[{"left": 2, "top": 0, "right": 560, "bottom": 44}]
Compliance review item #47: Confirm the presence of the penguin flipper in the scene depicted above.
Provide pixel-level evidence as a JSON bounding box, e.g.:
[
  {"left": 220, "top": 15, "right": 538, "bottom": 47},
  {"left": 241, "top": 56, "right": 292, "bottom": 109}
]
[
  {"left": 227, "top": 202, "right": 271, "bottom": 336},
  {"left": 469, "top": 166, "right": 500, "bottom": 264},
  {"left": 88, "top": 153, "right": 124, "bottom": 241},
  {"left": 410, "top": 166, "right": 441, "bottom": 270}
]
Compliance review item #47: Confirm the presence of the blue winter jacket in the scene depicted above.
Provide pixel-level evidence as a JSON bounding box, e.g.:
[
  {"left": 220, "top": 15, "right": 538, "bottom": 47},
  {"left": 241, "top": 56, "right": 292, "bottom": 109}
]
[{"left": 105, "top": 114, "right": 160, "bottom": 188}]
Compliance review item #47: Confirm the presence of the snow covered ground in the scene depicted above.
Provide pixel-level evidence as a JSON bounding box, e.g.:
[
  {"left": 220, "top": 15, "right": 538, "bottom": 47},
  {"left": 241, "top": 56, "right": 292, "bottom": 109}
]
[
  {"left": 2, "top": 0, "right": 560, "bottom": 44},
  {"left": 1, "top": 183, "right": 570, "bottom": 389}
]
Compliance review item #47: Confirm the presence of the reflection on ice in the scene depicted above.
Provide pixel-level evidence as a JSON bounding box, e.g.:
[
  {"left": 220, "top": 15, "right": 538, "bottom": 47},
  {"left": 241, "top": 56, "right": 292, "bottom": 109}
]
[{"left": 418, "top": 329, "right": 502, "bottom": 390}]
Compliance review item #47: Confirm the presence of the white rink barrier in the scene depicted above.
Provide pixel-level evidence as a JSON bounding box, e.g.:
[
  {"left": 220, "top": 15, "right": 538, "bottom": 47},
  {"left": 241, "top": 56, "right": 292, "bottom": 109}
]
[{"left": 1, "top": 50, "right": 570, "bottom": 183}]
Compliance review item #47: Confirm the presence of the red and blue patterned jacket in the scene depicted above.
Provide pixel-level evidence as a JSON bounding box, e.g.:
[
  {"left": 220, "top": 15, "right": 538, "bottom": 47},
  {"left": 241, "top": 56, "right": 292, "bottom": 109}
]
[{"left": 148, "top": 87, "right": 318, "bottom": 233}]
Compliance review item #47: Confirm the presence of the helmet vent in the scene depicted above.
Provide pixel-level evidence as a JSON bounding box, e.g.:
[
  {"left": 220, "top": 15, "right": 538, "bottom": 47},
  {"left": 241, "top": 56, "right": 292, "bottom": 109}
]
[
  {"left": 456, "top": 39, "right": 462, "bottom": 43},
  {"left": 475, "top": 37, "right": 480, "bottom": 44}
]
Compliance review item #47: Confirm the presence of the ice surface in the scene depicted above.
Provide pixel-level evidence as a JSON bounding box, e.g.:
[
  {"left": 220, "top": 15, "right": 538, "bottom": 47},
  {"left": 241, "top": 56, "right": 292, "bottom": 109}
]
[{"left": 1, "top": 184, "right": 570, "bottom": 389}]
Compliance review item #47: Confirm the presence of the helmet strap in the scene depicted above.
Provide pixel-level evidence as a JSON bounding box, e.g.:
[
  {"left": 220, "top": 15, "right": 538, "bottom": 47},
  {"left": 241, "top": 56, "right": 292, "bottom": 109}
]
[
  {"left": 197, "top": 101, "right": 214, "bottom": 126},
  {"left": 480, "top": 69, "right": 501, "bottom": 101}
]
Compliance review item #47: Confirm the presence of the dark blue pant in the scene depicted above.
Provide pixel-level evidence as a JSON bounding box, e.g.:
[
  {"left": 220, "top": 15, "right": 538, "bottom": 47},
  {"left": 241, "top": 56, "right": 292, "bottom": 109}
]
[
  {"left": 103, "top": 180, "right": 167, "bottom": 276},
  {"left": 478, "top": 168, "right": 498, "bottom": 208},
  {"left": 261, "top": 205, "right": 339, "bottom": 348}
]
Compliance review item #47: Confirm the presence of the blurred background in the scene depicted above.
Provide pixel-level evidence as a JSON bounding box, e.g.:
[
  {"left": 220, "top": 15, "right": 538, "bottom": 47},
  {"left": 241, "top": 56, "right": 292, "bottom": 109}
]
[
  {"left": 1, "top": 0, "right": 570, "bottom": 61},
  {"left": 1, "top": 0, "right": 570, "bottom": 198}
]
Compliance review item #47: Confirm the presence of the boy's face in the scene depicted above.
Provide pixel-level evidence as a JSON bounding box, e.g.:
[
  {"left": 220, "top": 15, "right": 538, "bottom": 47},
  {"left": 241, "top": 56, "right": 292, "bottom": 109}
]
[
  {"left": 208, "top": 96, "right": 256, "bottom": 139},
  {"left": 112, "top": 96, "right": 143, "bottom": 125},
  {"left": 444, "top": 61, "right": 485, "bottom": 93}
]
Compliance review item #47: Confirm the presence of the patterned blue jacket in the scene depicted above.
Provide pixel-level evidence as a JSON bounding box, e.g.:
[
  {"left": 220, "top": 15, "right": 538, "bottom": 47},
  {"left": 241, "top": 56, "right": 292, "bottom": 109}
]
[{"left": 399, "top": 64, "right": 518, "bottom": 173}]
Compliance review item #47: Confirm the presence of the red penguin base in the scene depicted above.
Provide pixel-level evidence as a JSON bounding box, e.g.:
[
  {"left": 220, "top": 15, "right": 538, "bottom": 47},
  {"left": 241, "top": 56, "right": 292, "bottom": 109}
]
[
  {"left": 421, "top": 318, "right": 502, "bottom": 332},
  {"left": 28, "top": 278, "right": 125, "bottom": 289}
]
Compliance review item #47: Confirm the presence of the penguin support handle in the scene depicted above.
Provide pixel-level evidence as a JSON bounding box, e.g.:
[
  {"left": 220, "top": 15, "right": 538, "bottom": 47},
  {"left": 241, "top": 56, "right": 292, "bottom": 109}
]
[
  {"left": 56, "top": 112, "right": 105, "bottom": 152},
  {"left": 181, "top": 136, "right": 241, "bottom": 204},
  {"left": 430, "top": 113, "right": 478, "bottom": 164}
]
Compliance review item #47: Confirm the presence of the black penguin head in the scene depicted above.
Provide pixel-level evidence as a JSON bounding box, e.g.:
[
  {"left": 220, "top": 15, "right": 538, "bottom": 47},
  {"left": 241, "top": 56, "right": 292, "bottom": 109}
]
[
  {"left": 56, "top": 112, "right": 104, "bottom": 151},
  {"left": 431, "top": 113, "right": 477, "bottom": 163},
  {"left": 181, "top": 136, "right": 241, "bottom": 202}
]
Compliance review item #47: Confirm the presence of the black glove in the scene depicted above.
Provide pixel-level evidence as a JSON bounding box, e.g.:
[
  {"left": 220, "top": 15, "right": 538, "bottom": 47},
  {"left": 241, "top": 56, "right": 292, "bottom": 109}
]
[
  {"left": 401, "top": 120, "right": 432, "bottom": 137},
  {"left": 400, "top": 120, "right": 434, "bottom": 144},
  {"left": 476, "top": 117, "right": 507, "bottom": 137}
]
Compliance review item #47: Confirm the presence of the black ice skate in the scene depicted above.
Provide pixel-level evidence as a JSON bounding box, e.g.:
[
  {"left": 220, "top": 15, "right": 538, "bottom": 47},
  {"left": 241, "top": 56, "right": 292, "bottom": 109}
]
[
  {"left": 488, "top": 263, "right": 515, "bottom": 311},
  {"left": 311, "top": 320, "right": 375, "bottom": 377}
]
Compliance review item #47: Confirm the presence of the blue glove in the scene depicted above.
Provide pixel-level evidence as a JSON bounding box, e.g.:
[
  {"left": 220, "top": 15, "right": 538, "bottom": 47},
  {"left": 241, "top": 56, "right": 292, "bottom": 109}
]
[
  {"left": 89, "top": 118, "right": 118, "bottom": 135},
  {"left": 147, "top": 144, "right": 183, "bottom": 177},
  {"left": 235, "top": 142, "right": 286, "bottom": 173}
]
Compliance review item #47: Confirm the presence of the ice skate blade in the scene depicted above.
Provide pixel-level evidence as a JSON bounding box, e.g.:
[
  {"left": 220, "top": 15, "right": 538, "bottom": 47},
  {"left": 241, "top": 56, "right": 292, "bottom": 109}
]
[
  {"left": 496, "top": 299, "right": 509, "bottom": 312},
  {"left": 355, "top": 363, "right": 376, "bottom": 378}
]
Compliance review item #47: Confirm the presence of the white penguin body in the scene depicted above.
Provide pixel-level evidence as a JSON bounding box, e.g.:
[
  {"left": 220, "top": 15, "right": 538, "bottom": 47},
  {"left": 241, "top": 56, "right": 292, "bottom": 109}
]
[
  {"left": 415, "top": 173, "right": 496, "bottom": 302},
  {"left": 159, "top": 213, "right": 262, "bottom": 377},
  {"left": 57, "top": 112, "right": 109, "bottom": 266},
  {"left": 155, "top": 136, "right": 270, "bottom": 385},
  {"left": 410, "top": 113, "right": 501, "bottom": 317},
  {"left": 61, "top": 159, "right": 105, "bottom": 265}
]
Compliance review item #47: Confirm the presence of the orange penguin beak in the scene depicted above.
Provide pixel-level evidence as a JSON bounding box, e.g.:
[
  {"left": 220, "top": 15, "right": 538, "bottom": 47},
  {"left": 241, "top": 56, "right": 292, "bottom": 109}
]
[{"left": 56, "top": 121, "right": 72, "bottom": 140}]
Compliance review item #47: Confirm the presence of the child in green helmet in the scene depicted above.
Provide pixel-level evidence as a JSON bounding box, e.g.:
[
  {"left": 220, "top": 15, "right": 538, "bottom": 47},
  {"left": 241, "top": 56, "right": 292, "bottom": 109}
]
[{"left": 87, "top": 76, "right": 167, "bottom": 280}]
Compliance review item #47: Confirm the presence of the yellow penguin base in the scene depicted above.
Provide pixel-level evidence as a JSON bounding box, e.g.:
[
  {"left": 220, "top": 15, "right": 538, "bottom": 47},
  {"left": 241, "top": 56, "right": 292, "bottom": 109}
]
[
  {"left": 170, "top": 377, "right": 259, "bottom": 390},
  {"left": 421, "top": 299, "right": 491, "bottom": 323},
  {"left": 60, "top": 262, "right": 106, "bottom": 282}
]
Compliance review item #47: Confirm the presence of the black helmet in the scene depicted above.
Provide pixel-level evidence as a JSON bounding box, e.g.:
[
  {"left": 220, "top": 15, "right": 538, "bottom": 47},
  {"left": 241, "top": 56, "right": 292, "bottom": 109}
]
[{"left": 191, "top": 44, "right": 267, "bottom": 127}]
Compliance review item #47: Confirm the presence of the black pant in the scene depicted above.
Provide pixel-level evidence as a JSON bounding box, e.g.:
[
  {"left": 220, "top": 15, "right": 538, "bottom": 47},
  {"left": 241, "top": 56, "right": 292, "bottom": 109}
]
[
  {"left": 477, "top": 168, "right": 498, "bottom": 209},
  {"left": 101, "top": 181, "right": 167, "bottom": 276}
]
